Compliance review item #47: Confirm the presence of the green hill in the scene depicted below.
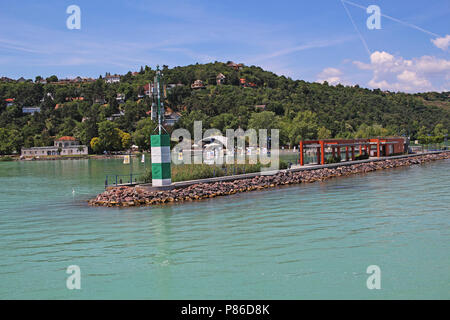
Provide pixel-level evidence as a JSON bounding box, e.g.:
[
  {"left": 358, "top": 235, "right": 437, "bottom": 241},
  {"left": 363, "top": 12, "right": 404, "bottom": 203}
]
[{"left": 0, "top": 62, "right": 448, "bottom": 154}]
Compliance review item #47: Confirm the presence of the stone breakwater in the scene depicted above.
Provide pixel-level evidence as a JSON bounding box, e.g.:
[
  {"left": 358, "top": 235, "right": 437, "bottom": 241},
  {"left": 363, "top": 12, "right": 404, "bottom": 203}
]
[{"left": 89, "top": 152, "right": 450, "bottom": 207}]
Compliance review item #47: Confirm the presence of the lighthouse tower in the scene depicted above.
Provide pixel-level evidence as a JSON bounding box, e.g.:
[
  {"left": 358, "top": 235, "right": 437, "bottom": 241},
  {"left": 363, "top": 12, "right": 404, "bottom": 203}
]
[{"left": 150, "top": 66, "right": 171, "bottom": 187}]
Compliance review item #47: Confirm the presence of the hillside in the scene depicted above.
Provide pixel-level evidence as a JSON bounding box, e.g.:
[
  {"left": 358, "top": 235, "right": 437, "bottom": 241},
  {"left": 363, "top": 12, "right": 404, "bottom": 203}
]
[{"left": 0, "top": 62, "right": 449, "bottom": 154}]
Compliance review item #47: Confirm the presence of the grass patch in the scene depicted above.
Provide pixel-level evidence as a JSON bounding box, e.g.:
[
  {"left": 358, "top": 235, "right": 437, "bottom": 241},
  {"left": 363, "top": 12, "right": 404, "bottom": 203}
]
[{"left": 143, "top": 161, "right": 288, "bottom": 183}]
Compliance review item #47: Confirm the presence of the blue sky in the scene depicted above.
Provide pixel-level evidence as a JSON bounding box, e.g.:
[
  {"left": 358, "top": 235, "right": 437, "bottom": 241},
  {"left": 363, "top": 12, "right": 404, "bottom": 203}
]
[{"left": 0, "top": 0, "right": 449, "bottom": 92}]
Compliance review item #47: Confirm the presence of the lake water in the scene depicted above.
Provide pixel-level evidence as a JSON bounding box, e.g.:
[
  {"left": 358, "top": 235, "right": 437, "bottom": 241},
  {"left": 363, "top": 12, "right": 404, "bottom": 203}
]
[{"left": 0, "top": 158, "right": 449, "bottom": 299}]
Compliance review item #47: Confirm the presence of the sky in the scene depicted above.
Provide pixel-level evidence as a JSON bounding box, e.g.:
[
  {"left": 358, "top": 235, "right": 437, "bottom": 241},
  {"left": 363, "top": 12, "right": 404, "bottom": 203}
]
[{"left": 0, "top": 0, "right": 449, "bottom": 93}]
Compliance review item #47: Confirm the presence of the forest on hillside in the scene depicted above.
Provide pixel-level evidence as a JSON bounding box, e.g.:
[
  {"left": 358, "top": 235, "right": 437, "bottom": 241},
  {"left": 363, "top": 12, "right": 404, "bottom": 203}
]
[{"left": 0, "top": 62, "right": 449, "bottom": 154}]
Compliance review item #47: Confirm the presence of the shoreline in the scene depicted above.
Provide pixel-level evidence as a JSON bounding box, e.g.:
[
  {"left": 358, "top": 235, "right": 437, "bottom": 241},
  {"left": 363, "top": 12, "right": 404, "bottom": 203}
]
[
  {"left": 9, "top": 154, "right": 133, "bottom": 161},
  {"left": 89, "top": 151, "right": 450, "bottom": 208}
]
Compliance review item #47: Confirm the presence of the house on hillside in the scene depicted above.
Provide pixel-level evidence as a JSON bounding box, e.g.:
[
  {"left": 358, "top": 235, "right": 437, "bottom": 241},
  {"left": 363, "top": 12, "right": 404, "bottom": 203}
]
[
  {"left": 164, "top": 107, "right": 182, "bottom": 126},
  {"left": 104, "top": 74, "right": 121, "bottom": 83},
  {"left": 227, "top": 61, "right": 243, "bottom": 70},
  {"left": 5, "top": 98, "right": 15, "bottom": 107},
  {"left": 116, "top": 93, "right": 126, "bottom": 104},
  {"left": 106, "top": 111, "right": 125, "bottom": 121},
  {"left": 65, "top": 97, "right": 84, "bottom": 102},
  {"left": 57, "top": 78, "right": 71, "bottom": 84},
  {"left": 143, "top": 83, "right": 153, "bottom": 96},
  {"left": 94, "top": 97, "right": 106, "bottom": 104},
  {"left": 239, "top": 78, "right": 257, "bottom": 88},
  {"left": 191, "top": 79, "right": 205, "bottom": 89},
  {"left": 0, "top": 77, "right": 14, "bottom": 83},
  {"left": 40, "top": 92, "right": 54, "bottom": 103},
  {"left": 216, "top": 73, "right": 226, "bottom": 85},
  {"left": 22, "top": 107, "right": 41, "bottom": 114}
]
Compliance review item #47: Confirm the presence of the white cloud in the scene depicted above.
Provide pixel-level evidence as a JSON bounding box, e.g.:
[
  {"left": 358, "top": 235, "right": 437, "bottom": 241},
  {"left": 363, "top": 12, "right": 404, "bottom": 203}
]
[
  {"left": 431, "top": 35, "right": 450, "bottom": 51},
  {"left": 316, "top": 67, "right": 343, "bottom": 85},
  {"left": 370, "top": 51, "right": 395, "bottom": 65},
  {"left": 354, "top": 51, "right": 450, "bottom": 92}
]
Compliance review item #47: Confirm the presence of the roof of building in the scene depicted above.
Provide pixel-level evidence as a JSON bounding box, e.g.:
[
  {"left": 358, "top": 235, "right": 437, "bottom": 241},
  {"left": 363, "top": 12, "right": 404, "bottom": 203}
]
[
  {"left": 55, "top": 136, "right": 76, "bottom": 141},
  {"left": 105, "top": 74, "right": 120, "bottom": 79}
]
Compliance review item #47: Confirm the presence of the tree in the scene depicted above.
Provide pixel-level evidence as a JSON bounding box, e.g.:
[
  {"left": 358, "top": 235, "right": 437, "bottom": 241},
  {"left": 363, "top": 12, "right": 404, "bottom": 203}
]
[
  {"left": 432, "top": 123, "right": 447, "bottom": 143},
  {"left": 355, "top": 124, "right": 390, "bottom": 138},
  {"left": 117, "top": 129, "right": 132, "bottom": 150},
  {"left": 283, "top": 110, "right": 319, "bottom": 147},
  {"left": 98, "top": 121, "right": 121, "bottom": 151},
  {"left": 0, "top": 128, "right": 22, "bottom": 155},
  {"left": 248, "top": 111, "right": 278, "bottom": 131},
  {"left": 90, "top": 137, "right": 102, "bottom": 154},
  {"left": 132, "top": 118, "right": 157, "bottom": 150},
  {"left": 210, "top": 113, "right": 239, "bottom": 132},
  {"left": 417, "top": 126, "right": 431, "bottom": 145},
  {"left": 176, "top": 110, "right": 209, "bottom": 136},
  {"left": 46, "top": 75, "right": 58, "bottom": 83},
  {"left": 317, "top": 126, "right": 332, "bottom": 139}
]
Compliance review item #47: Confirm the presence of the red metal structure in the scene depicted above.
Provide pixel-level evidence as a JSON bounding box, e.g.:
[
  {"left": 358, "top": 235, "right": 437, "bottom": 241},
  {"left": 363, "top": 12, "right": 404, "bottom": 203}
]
[{"left": 299, "top": 138, "right": 405, "bottom": 166}]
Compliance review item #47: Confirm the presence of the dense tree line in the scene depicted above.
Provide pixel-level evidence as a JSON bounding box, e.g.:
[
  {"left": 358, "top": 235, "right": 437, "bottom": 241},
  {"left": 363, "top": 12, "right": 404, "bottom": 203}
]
[{"left": 0, "top": 62, "right": 449, "bottom": 154}]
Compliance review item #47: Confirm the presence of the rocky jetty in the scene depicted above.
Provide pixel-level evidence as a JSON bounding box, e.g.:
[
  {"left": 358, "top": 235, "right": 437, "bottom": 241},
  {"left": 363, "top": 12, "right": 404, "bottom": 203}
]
[{"left": 89, "top": 152, "right": 450, "bottom": 207}]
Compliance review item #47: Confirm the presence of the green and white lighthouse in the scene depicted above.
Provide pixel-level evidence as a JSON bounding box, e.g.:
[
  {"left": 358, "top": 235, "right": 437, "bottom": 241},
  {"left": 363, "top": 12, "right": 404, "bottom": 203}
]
[{"left": 150, "top": 66, "right": 171, "bottom": 187}]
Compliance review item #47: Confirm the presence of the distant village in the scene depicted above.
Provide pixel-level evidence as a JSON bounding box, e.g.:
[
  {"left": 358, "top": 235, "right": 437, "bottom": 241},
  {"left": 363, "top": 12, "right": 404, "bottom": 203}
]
[
  {"left": 1, "top": 61, "right": 261, "bottom": 118},
  {"left": 1, "top": 62, "right": 270, "bottom": 158}
]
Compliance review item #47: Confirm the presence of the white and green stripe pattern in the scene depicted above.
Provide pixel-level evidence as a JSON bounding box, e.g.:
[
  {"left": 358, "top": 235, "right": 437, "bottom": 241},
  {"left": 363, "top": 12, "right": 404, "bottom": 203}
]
[{"left": 151, "top": 134, "right": 171, "bottom": 186}]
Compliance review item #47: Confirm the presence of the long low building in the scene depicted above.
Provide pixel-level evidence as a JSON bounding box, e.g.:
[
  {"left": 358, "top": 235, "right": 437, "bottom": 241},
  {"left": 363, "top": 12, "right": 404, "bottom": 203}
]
[
  {"left": 299, "top": 137, "right": 407, "bottom": 166},
  {"left": 21, "top": 136, "right": 88, "bottom": 158}
]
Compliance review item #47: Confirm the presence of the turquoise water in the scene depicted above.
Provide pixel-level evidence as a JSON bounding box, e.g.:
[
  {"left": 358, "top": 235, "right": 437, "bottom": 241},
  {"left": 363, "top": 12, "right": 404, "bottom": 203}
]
[{"left": 0, "top": 158, "right": 449, "bottom": 299}]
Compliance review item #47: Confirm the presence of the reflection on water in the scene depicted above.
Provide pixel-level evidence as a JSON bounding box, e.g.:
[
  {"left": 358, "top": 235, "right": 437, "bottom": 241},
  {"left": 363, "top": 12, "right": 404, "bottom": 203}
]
[{"left": 0, "top": 158, "right": 449, "bottom": 299}]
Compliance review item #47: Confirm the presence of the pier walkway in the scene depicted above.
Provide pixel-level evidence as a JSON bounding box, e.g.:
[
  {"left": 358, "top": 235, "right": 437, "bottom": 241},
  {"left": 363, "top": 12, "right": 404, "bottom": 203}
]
[{"left": 138, "top": 150, "right": 449, "bottom": 192}]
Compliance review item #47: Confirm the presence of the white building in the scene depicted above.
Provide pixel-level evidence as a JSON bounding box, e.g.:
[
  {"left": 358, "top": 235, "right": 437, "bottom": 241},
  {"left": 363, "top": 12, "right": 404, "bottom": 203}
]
[
  {"left": 104, "top": 74, "right": 120, "bottom": 83},
  {"left": 21, "top": 136, "right": 88, "bottom": 158}
]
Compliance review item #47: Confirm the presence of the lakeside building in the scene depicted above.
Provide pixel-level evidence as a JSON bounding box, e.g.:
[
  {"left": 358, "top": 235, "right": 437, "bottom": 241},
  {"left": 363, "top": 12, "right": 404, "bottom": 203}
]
[
  {"left": 299, "top": 138, "right": 407, "bottom": 166},
  {"left": 21, "top": 136, "right": 88, "bottom": 158}
]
